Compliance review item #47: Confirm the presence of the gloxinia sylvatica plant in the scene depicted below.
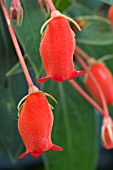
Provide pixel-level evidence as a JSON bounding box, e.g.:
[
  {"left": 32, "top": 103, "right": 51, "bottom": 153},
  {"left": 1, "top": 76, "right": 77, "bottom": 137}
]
[{"left": 1, "top": 0, "right": 113, "bottom": 169}]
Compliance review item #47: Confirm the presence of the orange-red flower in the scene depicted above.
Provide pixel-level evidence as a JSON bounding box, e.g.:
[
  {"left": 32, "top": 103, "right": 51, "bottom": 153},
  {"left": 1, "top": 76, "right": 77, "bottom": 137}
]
[
  {"left": 38, "top": 16, "right": 85, "bottom": 83},
  {"left": 84, "top": 63, "right": 113, "bottom": 105},
  {"left": 108, "top": 6, "right": 113, "bottom": 25},
  {"left": 101, "top": 116, "right": 113, "bottom": 149},
  {"left": 18, "top": 91, "right": 62, "bottom": 159}
]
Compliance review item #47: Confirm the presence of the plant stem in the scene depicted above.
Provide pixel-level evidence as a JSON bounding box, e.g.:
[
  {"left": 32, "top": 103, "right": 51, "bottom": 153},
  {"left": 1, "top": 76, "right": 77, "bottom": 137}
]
[
  {"left": 76, "top": 46, "right": 92, "bottom": 61},
  {"left": 45, "top": 0, "right": 56, "bottom": 12},
  {"left": 75, "top": 53, "right": 109, "bottom": 117},
  {"left": 1, "top": 0, "right": 34, "bottom": 89},
  {"left": 69, "top": 80, "right": 104, "bottom": 115}
]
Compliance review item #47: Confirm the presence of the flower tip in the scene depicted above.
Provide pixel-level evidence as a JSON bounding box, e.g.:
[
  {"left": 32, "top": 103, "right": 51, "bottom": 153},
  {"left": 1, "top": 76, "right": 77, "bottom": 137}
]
[
  {"left": 31, "top": 153, "right": 41, "bottom": 158},
  {"left": 101, "top": 116, "right": 113, "bottom": 149},
  {"left": 37, "top": 76, "right": 50, "bottom": 83},
  {"left": 51, "top": 144, "right": 63, "bottom": 151},
  {"left": 78, "top": 70, "right": 86, "bottom": 76},
  {"left": 69, "top": 70, "right": 86, "bottom": 80},
  {"left": 18, "top": 152, "right": 29, "bottom": 159}
]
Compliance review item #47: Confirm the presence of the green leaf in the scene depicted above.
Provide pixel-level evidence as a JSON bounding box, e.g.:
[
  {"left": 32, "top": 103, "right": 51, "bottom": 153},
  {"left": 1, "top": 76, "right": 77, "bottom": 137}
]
[
  {"left": 80, "top": 0, "right": 103, "bottom": 10},
  {"left": 5, "top": 0, "right": 45, "bottom": 75},
  {"left": 6, "top": 57, "right": 32, "bottom": 76},
  {"left": 64, "top": 3, "right": 92, "bottom": 17},
  {"left": 0, "top": 8, "right": 27, "bottom": 162},
  {"left": 100, "top": 0, "right": 113, "bottom": 5},
  {"left": 43, "top": 81, "right": 98, "bottom": 170},
  {"left": 64, "top": 4, "right": 113, "bottom": 46},
  {"left": 76, "top": 15, "right": 113, "bottom": 46},
  {"left": 77, "top": 43, "right": 113, "bottom": 72},
  {"left": 64, "top": 3, "right": 113, "bottom": 69},
  {"left": 53, "top": 0, "right": 72, "bottom": 11}
]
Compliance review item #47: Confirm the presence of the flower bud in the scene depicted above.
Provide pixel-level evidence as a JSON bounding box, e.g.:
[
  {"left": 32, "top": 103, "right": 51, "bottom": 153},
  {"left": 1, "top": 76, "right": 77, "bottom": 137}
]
[
  {"left": 10, "top": 0, "right": 23, "bottom": 26},
  {"left": 18, "top": 91, "right": 62, "bottom": 159},
  {"left": 101, "top": 116, "right": 113, "bottom": 149}
]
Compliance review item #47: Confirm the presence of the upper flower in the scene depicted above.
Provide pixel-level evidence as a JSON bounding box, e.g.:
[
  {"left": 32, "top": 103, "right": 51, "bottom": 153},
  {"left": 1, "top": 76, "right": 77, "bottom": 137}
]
[
  {"left": 18, "top": 91, "right": 62, "bottom": 159},
  {"left": 37, "top": 11, "right": 85, "bottom": 83}
]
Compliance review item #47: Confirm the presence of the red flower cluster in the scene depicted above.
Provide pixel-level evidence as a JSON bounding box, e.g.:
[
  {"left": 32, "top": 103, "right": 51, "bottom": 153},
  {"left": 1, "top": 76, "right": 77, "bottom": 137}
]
[
  {"left": 18, "top": 92, "right": 62, "bottom": 159},
  {"left": 17, "top": 9, "right": 85, "bottom": 159}
]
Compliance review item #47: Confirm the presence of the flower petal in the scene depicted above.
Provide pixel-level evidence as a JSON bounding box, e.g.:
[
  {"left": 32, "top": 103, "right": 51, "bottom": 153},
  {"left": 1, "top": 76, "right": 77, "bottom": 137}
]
[
  {"left": 18, "top": 152, "right": 29, "bottom": 159},
  {"left": 51, "top": 144, "right": 63, "bottom": 151},
  {"left": 37, "top": 76, "right": 50, "bottom": 83}
]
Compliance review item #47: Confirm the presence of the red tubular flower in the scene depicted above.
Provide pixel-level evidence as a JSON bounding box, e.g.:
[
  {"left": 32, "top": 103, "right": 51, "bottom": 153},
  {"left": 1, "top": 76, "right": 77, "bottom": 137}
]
[
  {"left": 101, "top": 116, "right": 113, "bottom": 149},
  {"left": 18, "top": 91, "right": 62, "bottom": 159},
  {"left": 84, "top": 63, "right": 113, "bottom": 105},
  {"left": 10, "top": 0, "right": 23, "bottom": 26},
  {"left": 38, "top": 15, "right": 85, "bottom": 83},
  {"left": 108, "top": 6, "right": 113, "bottom": 26}
]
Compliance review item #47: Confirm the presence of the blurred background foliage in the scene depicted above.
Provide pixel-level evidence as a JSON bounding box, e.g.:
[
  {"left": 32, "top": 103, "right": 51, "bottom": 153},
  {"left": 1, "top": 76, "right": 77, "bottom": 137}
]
[{"left": 0, "top": 0, "right": 113, "bottom": 169}]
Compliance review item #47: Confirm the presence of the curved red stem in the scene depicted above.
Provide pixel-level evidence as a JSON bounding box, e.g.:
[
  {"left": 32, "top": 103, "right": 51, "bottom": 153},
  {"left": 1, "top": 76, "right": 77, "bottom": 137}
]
[
  {"left": 75, "top": 53, "right": 109, "bottom": 117},
  {"left": 45, "top": 0, "right": 56, "bottom": 12}
]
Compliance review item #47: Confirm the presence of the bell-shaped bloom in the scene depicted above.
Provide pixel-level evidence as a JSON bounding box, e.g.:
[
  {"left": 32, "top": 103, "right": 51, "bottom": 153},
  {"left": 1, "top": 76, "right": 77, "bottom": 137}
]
[
  {"left": 38, "top": 16, "right": 85, "bottom": 83},
  {"left": 84, "top": 63, "right": 113, "bottom": 105},
  {"left": 10, "top": 0, "right": 23, "bottom": 26},
  {"left": 18, "top": 91, "right": 62, "bottom": 159},
  {"left": 101, "top": 116, "right": 113, "bottom": 149},
  {"left": 108, "top": 6, "right": 113, "bottom": 26}
]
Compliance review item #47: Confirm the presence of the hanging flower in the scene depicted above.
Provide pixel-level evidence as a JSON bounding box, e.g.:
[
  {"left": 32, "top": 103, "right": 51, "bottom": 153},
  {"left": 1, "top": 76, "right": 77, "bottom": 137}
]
[
  {"left": 108, "top": 6, "right": 113, "bottom": 26},
  {"left": 9, "top": 0, "right": 23, "bottom": 26},
  {"left": 37, "top": 11, "right": 85, "bottom": 83},
  {"left": 18, "top": 91, "right": 62, "bottom": 159},
  {"left": 101, "top": 116, "right": 113, "bottom": 149},
  {"left": 84, "top": 63, "right": 113, "bottom": 105}
]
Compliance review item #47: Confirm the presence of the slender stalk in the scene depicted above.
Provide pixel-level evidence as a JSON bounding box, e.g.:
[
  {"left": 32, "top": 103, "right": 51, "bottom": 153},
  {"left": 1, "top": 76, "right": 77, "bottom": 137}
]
[
  {"left": 69, "top": 80, "right": 104, "bottom": 115},
  {"left": 45, "top": 0, "right": 56, "bottom": 12},
  {"left": 76, "top": 46, "right": 92, "bottom": 61},
  {"left": 1, "top": 0, "right": 34, "bottom": 89},
  {"left": 75, "top": 53, "right": 109, "bottom": 117}
]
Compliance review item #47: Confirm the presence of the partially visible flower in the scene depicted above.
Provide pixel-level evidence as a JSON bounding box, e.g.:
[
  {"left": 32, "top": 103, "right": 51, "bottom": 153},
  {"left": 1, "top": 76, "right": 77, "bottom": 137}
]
[
  {"left": 10, "top": 0, "right": 23, "bottom": 26},
  {"left": 18, "top": 91, "right": 62, "bottom": 159},
  {"left": 101, "top": 116, "right": 113, "bottom": 149},
  {"left": 38, "top": 12, "right": 85, "bottom": 83},
  {"left": 84, "top": 63, "right": 113, "bottom": 105},
  {"left": 108, "top": 5, "right": 113, "bottom": 26},
  {"left": 37, "top": 0, "right": 46, "bottom": 9}
]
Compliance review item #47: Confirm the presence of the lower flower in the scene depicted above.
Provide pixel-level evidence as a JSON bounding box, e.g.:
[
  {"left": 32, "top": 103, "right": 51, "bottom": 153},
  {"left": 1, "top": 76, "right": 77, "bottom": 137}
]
[{"left": 18, "top": 91, "right": 63, "bottom": 159}]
